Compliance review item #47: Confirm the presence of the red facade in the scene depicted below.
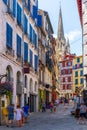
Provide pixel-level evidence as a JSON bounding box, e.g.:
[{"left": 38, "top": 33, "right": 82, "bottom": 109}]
[{"left": 59, "top": 54, "right": 75, "bottom": 91}]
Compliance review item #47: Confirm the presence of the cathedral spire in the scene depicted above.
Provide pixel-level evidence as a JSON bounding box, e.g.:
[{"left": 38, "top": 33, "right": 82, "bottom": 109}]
[{"left": 57, "top": 6, "right": 64, "bottom": 40}]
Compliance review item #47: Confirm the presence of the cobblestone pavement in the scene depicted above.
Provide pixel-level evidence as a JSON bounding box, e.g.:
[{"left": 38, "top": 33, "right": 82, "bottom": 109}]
[{"left": 1, "top": 103, "right": 87, "bottom": 130}]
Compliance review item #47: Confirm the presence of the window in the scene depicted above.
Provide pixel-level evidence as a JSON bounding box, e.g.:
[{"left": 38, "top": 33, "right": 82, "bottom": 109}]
[
  {"left": 24, "top": 42, "right": 28, "bottom": 62},
  {"left": 80, "top": 63, "right": 83, "bottom": 68},
  {"left": 68, "top": 61, "right": 71, "bottom": 66},
  {"left": 62, "top": 62, "right": 65, "bottom": 67},
  {"left": 16, "top": 34, "right": 21, "bottom": 57},
  {"left": 17, "top": 3, "right": 22, "bottom": 26},
  {"left": 80, "top": 78, "right": 83, "bottom": 84},
  {"left": 34, "top": 55, "right": 38, "bottom": 71},
  {"left": 6, "top": 23, "right": 13, "bottom": 49},
  {"left": 13, "top": 0, "right": 16, "bottom": 17},
  {"left": 80, "top": 70, "right": 83, "bottom": 76},
  {"left": 30, "top": 24, "right": 33, "bottom": 42},
  {"left": 75, "top": 71, "right": 78, "bottom": 77},
  {"left": 24, "top": 15, "right": 28, "bottom": 34},
  {"left": 3, "top": 0, "right": 8, "bottom": 4},
  {"left": 30, "top": 50, "right": 33, "bottom": 66},
  {"left": 75, "top": 79, "right": 78, "bottom": 84},
  {"left": 77, "top": 58, "right": 80, "bottom": 62}
]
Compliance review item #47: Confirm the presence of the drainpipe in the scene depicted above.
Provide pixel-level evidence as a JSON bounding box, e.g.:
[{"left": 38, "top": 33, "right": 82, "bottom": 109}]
[{"left": 21, "top": 0, "right": 24, "bottom": 107}]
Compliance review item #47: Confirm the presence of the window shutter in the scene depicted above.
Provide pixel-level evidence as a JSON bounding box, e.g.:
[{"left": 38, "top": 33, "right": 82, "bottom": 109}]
[
  {"left": 30, "top": 24, "right": 32, "bottom": 42},
  {"left": 34, "top": 55, "right": 38, "bottom": 71},
  {"left": 17, "top": 3, "right": 22, "bottom": 26},
  {"left": 24, "top": 15, "right": 28, "bottom": 34},
  {"left": 37, "top": 15, "right": 42, "bottom": 27},
  {"left": 24, "top": 42, "right": 28, "bottom": 62},
  {"left": 6, "top": 23, "right": 13, "bottom": 49},
  {"left": 35, "top": 33, "right": 37, "bottom": 48},
  {"left": 3, "top": 0, "right": 8, "bottom": 4},
  {"left": 30, "top": 50, "right": 33, "bottom": 66},
  {"left": 32, "top": 5, "right": 38, "bottom": 19},
  {"left": 13, "top": 0, "right": 16, "bottom": 17},
  {"left": 17, "top": 35, "right": 21, "bottom": 57},
  {"left": 28, "top": 0, "right": 30, "bottom": 11}
]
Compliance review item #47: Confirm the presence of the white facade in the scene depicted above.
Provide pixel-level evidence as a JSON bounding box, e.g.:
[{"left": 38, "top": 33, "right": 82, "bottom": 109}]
[{"left": 0, "top": 0, "right": 38, "bottom": 112}]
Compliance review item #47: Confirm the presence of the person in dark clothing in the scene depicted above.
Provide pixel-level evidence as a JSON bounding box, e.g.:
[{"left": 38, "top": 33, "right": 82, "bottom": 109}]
[{"left": 22, "top": 103, "right": 29, "bottom": 123}]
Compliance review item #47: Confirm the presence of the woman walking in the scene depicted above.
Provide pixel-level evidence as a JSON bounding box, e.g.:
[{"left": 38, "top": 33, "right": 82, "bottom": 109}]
[{"left": 15, "top": 105, "right": 23, "bottom": 127}]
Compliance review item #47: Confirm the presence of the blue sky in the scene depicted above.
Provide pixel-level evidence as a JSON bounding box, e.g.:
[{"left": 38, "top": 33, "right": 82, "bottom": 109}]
[{"left": 38, "top": 0, "right": 82, "bottom": 56}]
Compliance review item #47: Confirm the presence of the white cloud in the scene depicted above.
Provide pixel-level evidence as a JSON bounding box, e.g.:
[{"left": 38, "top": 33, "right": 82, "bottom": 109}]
[{"left": 65, "top": 30, "right": 81, "bottom": 42}]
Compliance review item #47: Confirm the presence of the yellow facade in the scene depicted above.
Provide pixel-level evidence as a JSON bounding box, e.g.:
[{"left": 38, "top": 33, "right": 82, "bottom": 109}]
[{"left": 73, "top": 55, "right": 83, "bottom": 94}]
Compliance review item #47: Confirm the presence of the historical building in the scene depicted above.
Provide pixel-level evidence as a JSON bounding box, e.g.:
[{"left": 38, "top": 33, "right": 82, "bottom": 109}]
[
  {"left": 38, "top": 9, "right": 53, "bottom": 110},
  {"left": 59, "top": 54, "right": 75, "bottom": 98},
  {"left": 0, "top": 0, "right": 42, "bottom": 113},
  {"left": 72, "top": 55, "right": 83, "bottom": 94}
]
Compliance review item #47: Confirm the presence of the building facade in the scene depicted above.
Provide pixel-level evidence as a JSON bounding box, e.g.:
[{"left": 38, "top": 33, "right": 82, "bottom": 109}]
[
  {"left": 38, "top": 10, "right": 53, "bottom": 110},
  {"left": 72, "top": 55, "right": 83, "bottom": 94},
  {"left": 59, "top": 54, "right": 75, "bottom": 98},
  {"left": 0, "top": 0, "right": 43, "bottom": 113}
]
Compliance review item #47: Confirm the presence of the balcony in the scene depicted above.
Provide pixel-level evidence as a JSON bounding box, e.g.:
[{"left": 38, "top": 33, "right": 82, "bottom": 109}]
[{"left": 16, "top": 81, "right": 23, "bottom": 94}]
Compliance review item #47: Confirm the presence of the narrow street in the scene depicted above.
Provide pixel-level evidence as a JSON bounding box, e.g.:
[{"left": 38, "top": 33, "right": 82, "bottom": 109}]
[{"left": 1, "top": 103, "right": 87, "bottom": 130}]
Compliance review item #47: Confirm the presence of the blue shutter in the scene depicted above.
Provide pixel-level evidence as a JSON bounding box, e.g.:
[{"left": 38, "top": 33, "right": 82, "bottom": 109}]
[
  {"left": 35, "top": 0, "right": 38, "bottom": 10},
  {"left": 24, "top": 15, "right": 28, "bottom": 34},
  {"left": 37, "top": 15, "right": 42, "bottom": 27},
  {"left": 34, "top": 55, "right": 38, "bottom": 71},
  {"left": 35, "top": 33, "right": 37, "bottom": 48},
  {"left": 13, "top": 0, "right": 16, "bottom": 17},
  {"left": 24, "top": 42, "right": 28, "bottom": 62},
  {"left": 17, "top": 3, "right": 22, "bottom": 26},
  {"left": 28, "top": 0, "right": 30, "bottom": 11},
  {"left": 32, "top": 5, "right": 37, "bottom": 19},
  {"left": 3, "top": 0, "right": 8, "bottom": 4},
  {"left": 32, "top": 29, "right": 35, "bottom": 45},
  {"left": 30, "top": 50, "right": 33, "bottom": 66},
  {"left": 30, "top": 24, "right": 32, "bottom": 42},
  {"left": 6, "top": 23, "right": 12, "bottom": 49},
  {"left": 17, "top": 34, "right": 21, "bottom": 57}
]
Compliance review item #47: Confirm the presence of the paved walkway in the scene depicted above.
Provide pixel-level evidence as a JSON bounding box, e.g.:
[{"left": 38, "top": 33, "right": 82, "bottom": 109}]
[{"left": 0, "top": 103, "right": 87, "bottom": 130}]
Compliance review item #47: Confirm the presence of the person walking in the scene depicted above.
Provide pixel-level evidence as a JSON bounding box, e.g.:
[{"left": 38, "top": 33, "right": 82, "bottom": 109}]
[
  {"left": 15, "top": 105, "right": 23, "bottom": 127},
  {"left": 77, "top": 102, "right": 87, "bottom": 124},
  {"left": 22, "top": 103, "right": 30, "bottom": 123},
  {"left": 50, "top": 102, "right": 54, "bottom": 112},
  {"left": 2, "top": 107, "right": 8, "bottom": 127},
  {"left": 42, "top": 101, "right": 46, "bottom": 112},
  {"left": 7, "top": 103, "right": 14, "bottom": 127}
]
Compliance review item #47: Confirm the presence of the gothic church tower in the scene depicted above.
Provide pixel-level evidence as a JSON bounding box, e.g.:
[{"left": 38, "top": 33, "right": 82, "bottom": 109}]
[{"left": 56, "top": 6, "right": 70, "bottom": 61}]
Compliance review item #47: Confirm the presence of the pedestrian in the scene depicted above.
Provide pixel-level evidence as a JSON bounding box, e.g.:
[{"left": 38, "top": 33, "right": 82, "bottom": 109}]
[
  {"left": 50, "top": 101, "right": 54, "bottom": 112},
  {"left": 15, "top": 105, "right": 23, "bottom": 127},
  {"left": 2, "top": 107, "right": 8, "bottom": 127},
  {"left": 42, "top": 100, "right": 46, "bottom": 112},
  {"left": 77, "top": 102, "right": 87, "bottom": 124},
  {"left": 7, "top": 103, "right": 14, "bottom": 127},
  {"left": 22, "top": 103, "right": 30, "bottom": 123}
]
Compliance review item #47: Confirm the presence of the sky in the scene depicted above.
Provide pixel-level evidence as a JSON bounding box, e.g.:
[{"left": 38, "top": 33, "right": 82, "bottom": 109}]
[{"left": 38, "top": 0, "right": 82, "bottom": 56}]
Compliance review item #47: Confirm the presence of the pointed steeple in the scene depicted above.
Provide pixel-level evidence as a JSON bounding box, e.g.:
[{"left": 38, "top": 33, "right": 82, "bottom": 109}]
[{"left": 57, "top": 6, "right": 64, "bottom": 40}]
